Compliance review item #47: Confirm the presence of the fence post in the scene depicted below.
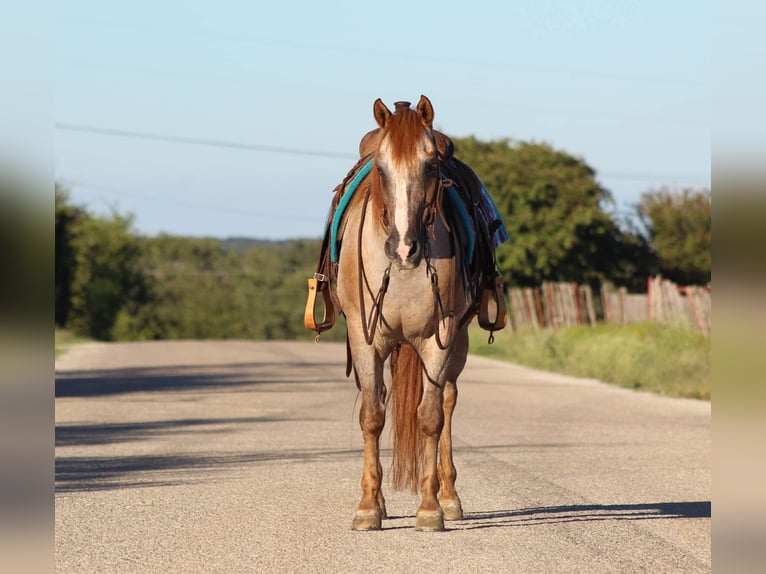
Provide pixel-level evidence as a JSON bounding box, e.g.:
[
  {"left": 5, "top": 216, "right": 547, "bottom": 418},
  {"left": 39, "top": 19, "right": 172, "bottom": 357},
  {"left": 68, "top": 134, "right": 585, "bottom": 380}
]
[
  {"left": 618, "top": 287, "right": 628, "bottom": 324},
  {"left": 573, "top": 283, "right": 583, "bottom": 326},
  {"left": 584, "top": 285, "right": 596, "bottom": 326},
  {"left": 526, "top": 288, "right": 540, "bottom": 330},
  {"left": 647, "top": 276, "right": 653, "bottom": 320},
  {"left": 534, "top": 287, "right": 545, "bottom": 328},
  {"left": 601, "top": 284, "right": 610, "bottom": 324}
]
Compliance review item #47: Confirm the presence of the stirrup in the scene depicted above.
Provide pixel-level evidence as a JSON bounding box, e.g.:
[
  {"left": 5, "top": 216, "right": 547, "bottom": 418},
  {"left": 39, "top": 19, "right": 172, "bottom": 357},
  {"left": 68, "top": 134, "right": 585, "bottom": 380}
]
[
  {"left": 478, "top": 276, "right": 508, "bottom": 332},
  {"left": 304, "top": 274, "right": 336, "bottom": 337}
]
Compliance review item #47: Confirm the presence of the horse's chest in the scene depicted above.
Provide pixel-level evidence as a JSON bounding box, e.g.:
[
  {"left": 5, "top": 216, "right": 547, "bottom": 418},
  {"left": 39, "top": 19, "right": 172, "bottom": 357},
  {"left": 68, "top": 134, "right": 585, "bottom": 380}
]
[{"left": 378, "top": 273, "right": 437, "bottom": 331}]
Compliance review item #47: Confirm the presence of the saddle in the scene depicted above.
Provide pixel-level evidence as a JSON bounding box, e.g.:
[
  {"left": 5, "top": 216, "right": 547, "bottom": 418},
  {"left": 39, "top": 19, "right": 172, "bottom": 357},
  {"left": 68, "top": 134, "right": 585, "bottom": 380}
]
[{"left": 304, "top": 130, "right": 508, "bottom": 339}]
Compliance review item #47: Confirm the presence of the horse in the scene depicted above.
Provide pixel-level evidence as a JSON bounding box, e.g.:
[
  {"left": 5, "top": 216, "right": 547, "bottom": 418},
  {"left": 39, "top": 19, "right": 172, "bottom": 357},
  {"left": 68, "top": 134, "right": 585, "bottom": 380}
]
[
  {"left": 305, "top": 95, "right": 506, "bottom": 531},
  {"left": 334, "top": 95, "right": 481, "bottom": 533}
]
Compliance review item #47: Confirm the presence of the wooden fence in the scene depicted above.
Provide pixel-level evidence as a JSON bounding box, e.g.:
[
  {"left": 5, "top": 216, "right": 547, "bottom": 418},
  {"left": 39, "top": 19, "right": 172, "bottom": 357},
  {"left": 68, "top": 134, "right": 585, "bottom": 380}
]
[
  {"left": 506, "top": 276, "right": 710, "bottom": 335},
  {"left": 601, "top": 286, "right": 648, "bottom": 325},
  {"left": 602, "top": 276, "right": 711, "bottom": 335},
  {"left": 507, "top": 282, "right": 596, "bottom": 331}
]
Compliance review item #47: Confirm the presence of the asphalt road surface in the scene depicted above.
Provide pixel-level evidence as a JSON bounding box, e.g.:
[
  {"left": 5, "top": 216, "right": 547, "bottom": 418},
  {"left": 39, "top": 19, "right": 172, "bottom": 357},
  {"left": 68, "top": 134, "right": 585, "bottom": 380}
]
[{"left": 55, "top": 340, "right": 710, "bottom": 573}]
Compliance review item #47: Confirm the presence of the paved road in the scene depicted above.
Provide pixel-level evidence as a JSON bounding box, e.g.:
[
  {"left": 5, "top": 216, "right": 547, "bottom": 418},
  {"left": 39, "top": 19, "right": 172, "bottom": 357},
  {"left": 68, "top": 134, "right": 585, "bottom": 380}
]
[{"left": 55, "top": 340, "right": 710, "bottom": 573}]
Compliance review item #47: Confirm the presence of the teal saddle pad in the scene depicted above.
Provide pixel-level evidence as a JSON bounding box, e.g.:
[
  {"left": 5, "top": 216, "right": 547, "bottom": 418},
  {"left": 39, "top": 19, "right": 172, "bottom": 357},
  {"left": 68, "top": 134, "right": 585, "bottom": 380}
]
[{"left": 329, "top": 159, "right": 506, "bottom": 264}]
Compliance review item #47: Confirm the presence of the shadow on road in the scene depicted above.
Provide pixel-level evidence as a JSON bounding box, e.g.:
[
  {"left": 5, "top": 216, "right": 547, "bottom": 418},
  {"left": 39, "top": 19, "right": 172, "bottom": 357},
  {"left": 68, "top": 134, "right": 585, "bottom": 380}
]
[
  {"left": 56, "top": 417, "right": 291, "bottom": 447},
  {"left": 460, "top": 501, "right": 710, "bottom": 528},
  {"left": 55, "top": 361, "right": 343, "bottom": 398},
  {"left": 55, "top": 446, "right": 362, "bottom": 493},
  {"left": 56, "top": 359, "right": 357, "bottom": 493}
]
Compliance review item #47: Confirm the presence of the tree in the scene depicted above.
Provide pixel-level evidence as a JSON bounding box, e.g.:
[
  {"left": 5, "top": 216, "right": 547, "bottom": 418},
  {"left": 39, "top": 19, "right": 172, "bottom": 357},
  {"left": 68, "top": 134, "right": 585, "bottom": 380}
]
[
  {"left": 108, "top": 235, "right": 343, "bottom": 342},
  {"left": 451, "top": 137, "right": 646, "bottom": 287},
  {"left": 55, "top": 183, "right": 84, "bottom": 326},
  {"left": 638, "top": 187, "right": 711, "bottom": 285},
  {"left": 58, "top": 185, "right": 148, "bottom": 340}
]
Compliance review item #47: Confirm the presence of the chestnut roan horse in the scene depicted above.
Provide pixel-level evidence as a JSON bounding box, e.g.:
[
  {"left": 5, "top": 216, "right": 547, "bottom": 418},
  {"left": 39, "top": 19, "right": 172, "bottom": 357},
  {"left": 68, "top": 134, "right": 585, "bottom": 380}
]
[{"left": 307, "top": 96, "right": 505, "bottom": 531}]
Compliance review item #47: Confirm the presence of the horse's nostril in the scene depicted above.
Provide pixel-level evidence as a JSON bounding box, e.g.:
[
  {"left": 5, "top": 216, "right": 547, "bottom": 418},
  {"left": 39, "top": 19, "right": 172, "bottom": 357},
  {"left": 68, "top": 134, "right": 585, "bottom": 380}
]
[
  {"left": 385, "top": 237, "right": 396, "bottom": 260},
  {"left": 407, "top": 241, "right": 419, "bottom": 259}
]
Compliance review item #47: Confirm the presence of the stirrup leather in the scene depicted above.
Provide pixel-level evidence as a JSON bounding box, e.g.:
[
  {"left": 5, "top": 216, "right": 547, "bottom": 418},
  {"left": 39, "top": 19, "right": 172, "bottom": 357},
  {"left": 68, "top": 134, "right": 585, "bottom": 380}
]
[
  {"left": 304, "top": 274, "right": 336, "bottom": 334},
  {"left": 478, "top": 276, "right": 508, "bottom": 331}
]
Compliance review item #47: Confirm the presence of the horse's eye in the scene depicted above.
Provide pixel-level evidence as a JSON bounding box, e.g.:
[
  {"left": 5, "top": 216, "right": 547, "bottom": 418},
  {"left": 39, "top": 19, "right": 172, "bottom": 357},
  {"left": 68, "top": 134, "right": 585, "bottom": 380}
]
[
  {"left": 377, "top": 166, "right": 385, "bottom": 177},
  {"left": 424, "top": 162, "right": 438, "bottom": 177}
]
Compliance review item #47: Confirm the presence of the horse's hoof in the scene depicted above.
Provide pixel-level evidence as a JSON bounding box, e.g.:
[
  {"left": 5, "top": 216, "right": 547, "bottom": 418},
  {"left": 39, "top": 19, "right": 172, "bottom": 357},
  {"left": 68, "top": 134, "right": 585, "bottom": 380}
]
[
  {"left": 352, "top": 510, "right": 382, "bottom": 531},
  {"left": 415, "top": 510, "right": 445, "bottom": 532},
  {"left": 440, "top": 499, "right": 464, "bottom": 521}
]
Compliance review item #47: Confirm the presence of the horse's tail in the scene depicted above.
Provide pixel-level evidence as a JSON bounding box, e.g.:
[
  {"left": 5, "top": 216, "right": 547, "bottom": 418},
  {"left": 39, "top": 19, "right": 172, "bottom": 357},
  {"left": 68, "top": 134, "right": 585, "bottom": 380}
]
[{"left": 390, "top": 343, "right": 424, "bottom": 492}]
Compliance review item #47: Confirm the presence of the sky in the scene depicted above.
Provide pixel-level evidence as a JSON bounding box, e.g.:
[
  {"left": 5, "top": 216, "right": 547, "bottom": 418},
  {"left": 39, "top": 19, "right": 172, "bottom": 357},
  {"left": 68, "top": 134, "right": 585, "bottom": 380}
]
[{"left": 55, "top": 0, "right": 711, "bottom": 240}]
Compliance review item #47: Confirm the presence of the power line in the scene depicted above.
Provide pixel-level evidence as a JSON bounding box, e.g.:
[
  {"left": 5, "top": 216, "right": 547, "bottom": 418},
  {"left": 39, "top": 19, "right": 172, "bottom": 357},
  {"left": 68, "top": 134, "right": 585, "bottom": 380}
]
[
  {"left": 57, "top": 122, "right": 709, "bottom": 186},
  {"left": 254, "top": 36, "right": 709, "bottom": 88},
  {"left": 598, "top": 172, "right": 709, "bottom": 186},
  {"left": 61, "top": 179, "right": 324, "bottom": 223},
  {"left": 58, "top": 26, "right": 710, "bottom": 88},
  {"left": 56, "top": 123, "right": 357, "bottom": 160}
]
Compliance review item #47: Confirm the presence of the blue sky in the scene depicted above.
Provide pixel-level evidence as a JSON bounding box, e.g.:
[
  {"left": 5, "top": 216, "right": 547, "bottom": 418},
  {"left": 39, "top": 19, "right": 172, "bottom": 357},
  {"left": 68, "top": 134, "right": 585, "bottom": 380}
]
[{"left": 55, "top": 0, "right": 711, "bottom": 240}]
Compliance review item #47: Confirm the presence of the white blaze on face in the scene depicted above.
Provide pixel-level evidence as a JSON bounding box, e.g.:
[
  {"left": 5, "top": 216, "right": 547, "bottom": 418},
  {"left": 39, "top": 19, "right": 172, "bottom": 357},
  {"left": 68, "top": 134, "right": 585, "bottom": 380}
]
[
  {"left": 379, "top": 136, "right": 433, "bottom": 262},
  {"left": 392, "top": 166, "right": 411, "bottom": 262}
]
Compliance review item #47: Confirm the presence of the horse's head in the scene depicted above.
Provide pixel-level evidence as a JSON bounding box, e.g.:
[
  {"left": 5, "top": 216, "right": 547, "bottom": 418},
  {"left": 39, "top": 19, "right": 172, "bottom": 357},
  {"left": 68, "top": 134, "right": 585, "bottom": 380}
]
[{"left": 372, "top": 95, "right": 440, "bottom": 270}]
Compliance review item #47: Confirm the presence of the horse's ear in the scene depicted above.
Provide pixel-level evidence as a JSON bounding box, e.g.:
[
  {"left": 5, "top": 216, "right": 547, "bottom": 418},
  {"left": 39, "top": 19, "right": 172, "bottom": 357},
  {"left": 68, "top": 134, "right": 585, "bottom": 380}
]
[
  {"left": 373, "top": 98, "right": 392, "bottom": 128},
  {"left": 417, "top": 95, "right": 434, "bottom": 128}
]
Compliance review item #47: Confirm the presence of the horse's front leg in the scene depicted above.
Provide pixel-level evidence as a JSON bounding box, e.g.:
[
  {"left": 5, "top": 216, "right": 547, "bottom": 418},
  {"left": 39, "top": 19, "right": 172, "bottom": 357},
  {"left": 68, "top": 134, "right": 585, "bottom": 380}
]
[
  {"left": 418, "top": 330, "right": 468, "bottom": 530},
  {"left": 415, "top": 372, "right": 445, "bottom": 531},
  {"left": 438, "top": 378, "right": 463, "bottom": 520},
  {"left": 351, "top": 349, "right": 387, "bottom": 531}
]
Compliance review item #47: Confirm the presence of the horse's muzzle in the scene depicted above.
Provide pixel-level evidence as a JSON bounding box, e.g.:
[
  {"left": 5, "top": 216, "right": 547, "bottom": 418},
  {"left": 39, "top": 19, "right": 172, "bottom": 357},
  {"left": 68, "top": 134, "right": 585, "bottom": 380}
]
[{"left": 384, "top": 234, "right": 422, "bottom": 269}]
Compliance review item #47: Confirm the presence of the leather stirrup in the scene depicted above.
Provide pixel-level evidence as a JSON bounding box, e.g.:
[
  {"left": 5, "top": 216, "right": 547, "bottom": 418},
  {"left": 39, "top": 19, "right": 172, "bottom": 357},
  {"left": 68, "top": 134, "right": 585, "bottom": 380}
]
[
  {"left": 478, "top": 276, "right": 508, "bottom": 332},
  {"left": 304, "top": 274, "right": 336, "bottom": 336}
]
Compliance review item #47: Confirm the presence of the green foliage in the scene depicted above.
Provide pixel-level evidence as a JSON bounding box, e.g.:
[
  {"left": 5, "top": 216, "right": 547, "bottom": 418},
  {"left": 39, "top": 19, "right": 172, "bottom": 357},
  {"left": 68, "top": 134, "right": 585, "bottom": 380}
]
[
  {"left": 66, "top": 208, "right": 147, "bottom": 341},
  {"left": 469, "top": 322, "right": 710, "bottom": 400},
  {"left": 57, "top": 184, "right": 148, "bottom": 340},
  {"left": 110, "top": 235, "right": 347, "bottom": 343},
  {"left": 450, "top": 137, "right": 652, "bottom": 289},
  {"left": 54, "top": 138, "right": 710, "bottom": 344},
  {"left": 55, "top": 184, "right": 84, "bottom": 327},
  {"left": 638, "top": 187, "right": 711, "bottom": 285},
  {"left": 56, "top": 183, "right": 346, "bottom": 342}
]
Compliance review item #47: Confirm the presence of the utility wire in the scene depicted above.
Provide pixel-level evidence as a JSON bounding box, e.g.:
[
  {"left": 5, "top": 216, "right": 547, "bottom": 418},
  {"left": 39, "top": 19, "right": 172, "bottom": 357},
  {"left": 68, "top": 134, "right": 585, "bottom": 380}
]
[
  {"left": 56, "top": 123, "right": 709, "bottom": 185},
  {"left": 61, "top": 180, "right": 324, "bottom": 223},
  {"left": 253, "top": 36, "right": 710, "bottom": 87},
  {"left": 598, "top": 172, "right": 709, "bottom": 186},
  {"left": 56, "top": 123, "right": 357, "bottom": 160}
]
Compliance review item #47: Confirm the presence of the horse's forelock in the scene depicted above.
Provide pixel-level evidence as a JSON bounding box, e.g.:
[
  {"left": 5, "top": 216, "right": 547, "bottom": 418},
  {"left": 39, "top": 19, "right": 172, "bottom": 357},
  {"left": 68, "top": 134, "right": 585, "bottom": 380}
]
[{"left": 381, "top": 109, "right": 431, "bottom": 167}]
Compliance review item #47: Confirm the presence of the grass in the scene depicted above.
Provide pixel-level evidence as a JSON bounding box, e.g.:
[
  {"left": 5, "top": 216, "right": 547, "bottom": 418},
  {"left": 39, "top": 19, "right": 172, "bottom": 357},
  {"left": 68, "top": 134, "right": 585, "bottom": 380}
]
[
  {"left": 53, "top": 322, "right": 710, "bottom": 400},
  {"left": 469, "top": 322, "right": 710, "bottom": 400},
  {"left": 55, "top": 327, "right": 94, "bottom": 358}
]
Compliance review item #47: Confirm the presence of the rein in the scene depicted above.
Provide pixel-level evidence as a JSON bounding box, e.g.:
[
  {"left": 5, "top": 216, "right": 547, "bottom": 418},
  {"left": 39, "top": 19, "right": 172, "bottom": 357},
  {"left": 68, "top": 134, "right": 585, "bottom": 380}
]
[
  {"left": 425, "top": 128, "right": 463, "bottom": 350},
  {"left": 427, "top": 232, "right": 458, "bottom": 350},
  {"left": 357, "top": 184, "right": 393, "bottom": 346}
]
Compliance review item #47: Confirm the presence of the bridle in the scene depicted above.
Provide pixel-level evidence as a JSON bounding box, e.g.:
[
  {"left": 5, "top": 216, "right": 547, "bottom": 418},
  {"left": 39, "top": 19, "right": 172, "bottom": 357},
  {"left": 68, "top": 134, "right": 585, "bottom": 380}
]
[{"left": 355, "top": 125, "right": 473, "bottom": 351}]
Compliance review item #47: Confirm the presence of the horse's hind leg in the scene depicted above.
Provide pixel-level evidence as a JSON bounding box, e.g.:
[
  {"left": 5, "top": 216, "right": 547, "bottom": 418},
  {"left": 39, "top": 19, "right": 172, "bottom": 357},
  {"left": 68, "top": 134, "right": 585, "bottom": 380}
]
[
  {"left": 438, "top": 379, "right": 463, "bottom": 520},
  {"left": 351, "top": 351, "right": 387, "bottom": 531}
]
